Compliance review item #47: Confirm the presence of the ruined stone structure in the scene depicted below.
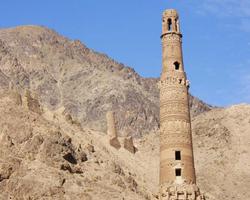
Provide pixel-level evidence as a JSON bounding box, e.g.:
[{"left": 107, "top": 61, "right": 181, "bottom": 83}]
[
  {"left": 106, "top": 111, "right": 121, "bottom": 149},
  {"left": 124, "top": 136, "right": 137, "bottom": 154},
  {"left": 159, "top": 9, "right": 205, "bottom": 199}
]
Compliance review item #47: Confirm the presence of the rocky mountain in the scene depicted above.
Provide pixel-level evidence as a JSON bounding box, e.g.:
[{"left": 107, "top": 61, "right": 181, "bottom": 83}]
[
  {"left": 0, "top": 25, "right": 211, "bottom": 137},
  {"left": 0, "top": 25, "right": 248, "bottom": 200},
  {"left": 0, "top": 90, "right": 150, "bottom": 200},
  {"left": 192, "top": 104, "right": 250, "bottom": 199},
  {"left": 0, "top": 84, "right": 249, "bottom": 200}
]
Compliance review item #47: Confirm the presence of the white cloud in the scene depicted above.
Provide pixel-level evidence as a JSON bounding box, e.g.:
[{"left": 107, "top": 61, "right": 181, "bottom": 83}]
[
  {"left": 198, "top": 0, "right": 250, "bottom": 17},
  {"left": 192, "top": 0, "right": 250, "bottom": 32},
  {"left": 184, "top": 0, "right": 250, "bottom": 104},
  {"left": 239, "top": 0, "right": 250, "bottom": 17}
]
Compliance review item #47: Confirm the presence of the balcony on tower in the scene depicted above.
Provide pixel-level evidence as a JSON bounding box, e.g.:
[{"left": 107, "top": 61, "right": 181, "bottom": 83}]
[{"left": 162, "top": 9, "right": 181, "bottom": 37}]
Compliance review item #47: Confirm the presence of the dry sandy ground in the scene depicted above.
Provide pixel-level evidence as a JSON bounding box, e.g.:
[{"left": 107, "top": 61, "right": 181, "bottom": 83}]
[{"left": 0, "top": 90, "right": 249, "bottom": 199}]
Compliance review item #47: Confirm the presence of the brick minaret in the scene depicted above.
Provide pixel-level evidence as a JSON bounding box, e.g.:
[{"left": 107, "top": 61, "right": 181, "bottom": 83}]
[{"left": 159, "top": 9, "right": 205, "bottom": 199}]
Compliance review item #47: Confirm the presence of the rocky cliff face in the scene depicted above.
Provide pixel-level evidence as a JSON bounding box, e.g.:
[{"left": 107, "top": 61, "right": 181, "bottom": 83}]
[
  {"left": 0, "top": 88, "right": 249, "bottom": 200},
  {"left": 192, "top": 105, "right": 250, "bottom": 200},
  {"left": 0, "top": 25, "right": 247, "bottom": 200},
  {"left": 0, "top": 90, "right": 149, "bottom": 200},
  {"left": 0, "top": 25, "right": 211, "bottom": 137}
]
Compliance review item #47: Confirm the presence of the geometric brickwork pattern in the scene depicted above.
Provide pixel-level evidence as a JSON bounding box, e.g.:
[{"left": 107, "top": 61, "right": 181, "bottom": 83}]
[{"left": 159, "top": 9, "right": 205, "bottom": 200}]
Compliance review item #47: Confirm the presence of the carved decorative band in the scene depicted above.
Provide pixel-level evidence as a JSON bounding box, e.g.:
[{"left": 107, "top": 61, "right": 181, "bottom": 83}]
[
  {"left": 160, "top": 139, "right": 192, "bottom": 148},
  {"left": 160, "top": 115, "right": 190, "bottom": 123},
  {"left": 160, "top": 79, "right": 189, "bottom": 88},
  {"left": 161, "top": 110, "right": 188, "bottom": 116},
  {"left": 160, "top": 99, "right": 189, "bottom": 107},
  {"left": 161, "top": 33, "right": 182, "bottom": 42},
  {"left": 160, "top": 82, "right": 187, "bottom": 89},
  {"left": 160, "top": 156, "right": 195, "bottom": 166},
  {"left": 160, "top": 142, "right": 193, "bottom": 151},
  {"left": 160, "top": 131, "right": 191, "bottom": 139},
  {"left": 160, "top": 124, "right": 191, "bottom": 134}
]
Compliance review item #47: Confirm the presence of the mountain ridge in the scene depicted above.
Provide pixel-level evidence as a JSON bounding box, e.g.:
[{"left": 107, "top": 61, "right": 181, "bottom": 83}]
[
  {"left": 0, "top": 25, "right": 249, "bottom": 200},
  {"left": 0, "top": 25, "right": 212, "bottom": 137}
]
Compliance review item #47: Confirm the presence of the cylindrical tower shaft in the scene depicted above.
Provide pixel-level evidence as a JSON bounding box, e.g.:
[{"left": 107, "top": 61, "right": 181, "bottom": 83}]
[{"left": 160, "top": 9, "right": 196, "bottom": 186}]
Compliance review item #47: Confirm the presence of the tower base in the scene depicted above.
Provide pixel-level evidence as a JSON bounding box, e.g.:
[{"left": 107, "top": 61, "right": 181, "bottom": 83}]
[{"left": 160, "top": 183, "right": 205, "bottom": 200}]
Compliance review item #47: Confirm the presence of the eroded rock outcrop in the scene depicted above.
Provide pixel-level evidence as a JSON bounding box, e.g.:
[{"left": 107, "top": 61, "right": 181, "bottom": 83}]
[
  {"left": 23, "top": 89, "right": 43, "bottom": 114},
  {"left": 0, "top": 26, "right": 211, "bottom": 138},
  {"left": 124, "top": 136, "right": 137, "bottom": 154}
]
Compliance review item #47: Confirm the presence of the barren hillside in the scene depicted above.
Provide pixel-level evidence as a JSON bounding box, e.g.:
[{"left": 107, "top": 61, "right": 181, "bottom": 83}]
[
  {"left": 192, "top": 105, "right": 250, "bottom": 199},
  {"left": 0, "top": 26, "right": 248, "bottom": 200},
  {"left": 0, "top": 87, "right": 249, "bottom": 200},
  {"left": 0, "top": 90, "right": 152, "bottom": 200},
  {"left": 0, "top": 26, "right": 211, "bottom": 137}
]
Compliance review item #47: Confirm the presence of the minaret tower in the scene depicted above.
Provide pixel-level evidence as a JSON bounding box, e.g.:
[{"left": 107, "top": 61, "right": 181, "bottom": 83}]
[{"left": 159, "top": 9, "right": 205, "bottom": 199}]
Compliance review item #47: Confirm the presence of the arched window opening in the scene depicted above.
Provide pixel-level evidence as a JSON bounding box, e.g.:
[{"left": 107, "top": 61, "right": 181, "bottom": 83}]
[
  {"left": 175, "top": 151, "right": 181, "bottom": 160},
  {"left": 174, "top": 61, "right": 180, "bottom": 70},
  {"left": 167, "top": 18, "right": 172, "bottom": 31},
  {"left": 175, "top": 168, "right": 181, "bottom": 177}
]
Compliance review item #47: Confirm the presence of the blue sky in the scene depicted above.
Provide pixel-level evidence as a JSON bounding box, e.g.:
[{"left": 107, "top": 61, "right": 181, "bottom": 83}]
[{"left": 0, "top": 0, "right": 250, "bottom": 106}]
